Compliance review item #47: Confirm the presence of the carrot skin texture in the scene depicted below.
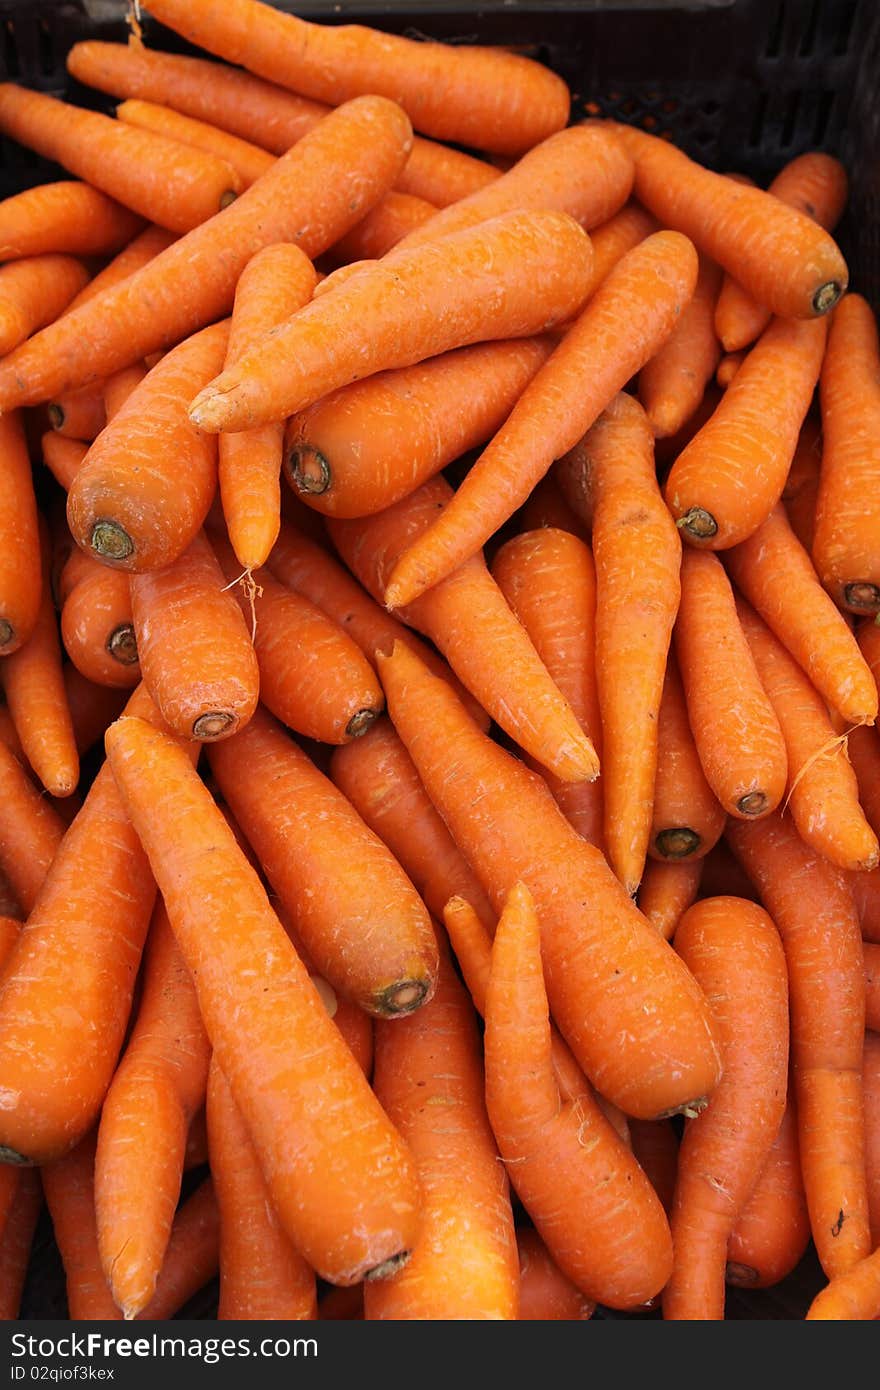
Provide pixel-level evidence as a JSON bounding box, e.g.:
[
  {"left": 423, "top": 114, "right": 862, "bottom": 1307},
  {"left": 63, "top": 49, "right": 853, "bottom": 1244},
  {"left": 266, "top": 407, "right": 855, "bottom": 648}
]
[
  {"left": 115, "top": 99, "right": 275, "bottom": 187},
  {"left": 0, "top": 411, "right": 41, "bottom": 654},
  {"left": 61, "top": 565, "right": 140, "bottom": 691},
  {"left": 650, "top": 655, "right": 725, "bottom": 863},
  {"left": 726, "top": 1095, "right": 811, "bottom": 1290},
  {"left": 0, "top": 181, "right": 142, "bottom": 261},
  {"left": 0, "top": 254, "right": 90, "bottom": 356}
]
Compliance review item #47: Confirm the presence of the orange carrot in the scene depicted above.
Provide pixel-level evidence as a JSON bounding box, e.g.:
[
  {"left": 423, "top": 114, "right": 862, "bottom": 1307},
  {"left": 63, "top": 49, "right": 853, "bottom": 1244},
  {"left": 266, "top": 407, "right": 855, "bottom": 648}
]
[
  {"left": 806, "top": 1245, "right": 880, "bottom": 1319},
  {"left": 41, "top": 432, "right": 88, "bottom": 492},
  {"left": 578, "top": 200, "right": 659, "bottom": 300},
  {"left": 327, "top": 191, "right": 437, "bottom": 266},
  {"left": 726, "top": 1093, "right": 811, "bottom": 1291},
  {"left": 727, "top": 812, "right": 871, "bottom": 1279},
  {"left": 866, "top": 944, "right": 880, "bottom": 1034},
  {"left": 650, "top": 655, "right": 725, "bottom": 863},
  {"left": 284, "top": 336, "right": 554, "bottom": 520},
  {"left": 208, "top": 705, "right": 438, "bottom": 1018},
  {"left": 859, "top": 616, "right": 880, "bottom": 696},
  {"left": 864, "top": 1033, "right": 880, "bottom": 1243},
  {"left": 849, "top": 725, "right": 880, "bottom": 842},
  {"left": 639, "top": 253, "right": 722, "bottom": 438},
  {"left": 0, "top": 1168, "right": 41, "bottom": 1320},
  {"left": 0, "top": 254, "right": 89, "bottom": 356},
  {"left": 144, "top": 0, "right": 570, "bottom": 155},
  {"left": 104, "top": 712, "right": 422, "bottom": 1285},
  {"left": 0, "top": 96, "right": 413, "bottom": 410},
  {"left": 65, "top": 222, "right": 178, "bottom": 312},
  {"left": 328, "top": 477, "right": 600, "bottom": 783},
  {"left": 48, "top": 387, "right": 106, "bottom": 442},
  {"left": 784, "top": 423, "right": 822, "bottom": 554},
  {"left": 0, "top": 411, "right": 41, "bottom": 656},
  {"left": 220, "top": 243, "right": 318, "bottom": 570},
  {"left": 102, "top": 363, "right": 150, "bottom": 423},
  {"left": 42, "top": 1134, "right": 124, "bottom": 1321},
  {"left": 715, "top": 351, "right": 745, "bottom": 388},
  {"left": 60, "top": 560, "right": 140, "bottom": 690},
  {"left": 628, "top": 1120, "right": 680, "bottom": 1216},
  {"left": 637, "top": 858, "right": 703, "bottom": 942},
  {"left": 516, "top": 1228, "right": 595, "bottom": 1321},
  {"left": 139, "top": 1179, "right": 220, "bottom": 1321},
  {"left": 116, "top": 98, "right": 275, "bottom": 187},
  {"left": 382, "top": 231, "right": 698, "bottom": 609},
  {"left": 379, "top": 640, "right": 723, "bottom": 1120},
  {"left": 664, "top": 314, "right": 827, "bottom": 549},
  {"left": 189, "top": 210, "right": 596, "bottom": 434},
  {"left": 675, "top": 548, "right": 788, "bottom": 819},
  {"left": 0, "top": 181, "right": 142, "bottom": 261},
  {"left": 63, "top": 666, "right": 127, "bottom": 755},
  {"left": 813, "top": 294, "right": 880, "bottom": 616}
]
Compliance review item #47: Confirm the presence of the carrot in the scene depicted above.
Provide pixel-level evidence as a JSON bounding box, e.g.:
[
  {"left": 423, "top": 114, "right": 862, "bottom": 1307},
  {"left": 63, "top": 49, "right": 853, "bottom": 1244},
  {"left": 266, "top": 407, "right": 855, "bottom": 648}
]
[
  {"left": 650, "top": 655, "right": 725, "bottom": 863},
  {"left": 382, "top": 231, "right": 698, "bottom": 609},
  {"left": 515, "top": 1229, "right": 594, "bottom": 1321},
  {"left": 66, "top": 222, "right": 178, "bottom": 312},
  {"left": 675, "top": 548, "right": 788, "bottom": 819},
  {"left": 189, "top": 210, "right": 595, "bottom": 435},
  {"left": 866, "top": 944, "right": 880, "bottom": 1034},
  {"left": 211, "top": 533, "right": 385, "bottom": 746},
  {"left": 67, "top": 321, "right": 228, "bottom": 572},
  {"left": 41, "top": 432, "right": 88, "bottom": 492},
  {"left": 145, "top": 0, "right": 570, "bottom": 156},
  {"left": 42, "top": 1134, "right": 124, "bottom": 1321},
  {"left": 606, "top": 122, "right": 849, "bottom": 319},
  {"left": 0, "top": 1168, "right": 41, "bottom": 1320},
  {"left": 490, "top": 526, "right": 604, "bottom": 848},
  {"left": 784, "top": 423, "right": 822, "bottom": 554},
  {"left": 727, "top": 812, "right": 871, "bottom": 1279},
  {"left": 94, "top": 902, "right": 211, "bottom": 1318},
  {"left": 140, "top": 1178, "right": 220, "bottom": 1321},
  {"left": 206, "top": 1058, "right": 317, "bottom": 1320},
  {"left": 104, "top": 713, "right": 422, "bottom": 1285},
  {"left": 328, "top": 477, "right": 600, "bottom": 783},
  {"left": 664, "top": 315, "right": 827, "bottom": 548},
  {"left": 849, "top": 725, "right": 880, "bottom": 842},
  {"left": 60, "top": 562, "right": 140, "bottom": 691},
  {"left": 208, "top": 705, "right": 438, "bottom": 1018},
  {"left": 378, "top": 640, "right": 722, "bottom": 1120},
  {"left": 0, "top": 411, "right": 41, "bottom": 656},
  {"left": 813, "top": 294, "right": 880, "bottom": 616},
  {"left": 653, "top": 382, "right": 724, "bottom": 479},
  {"left": 516, "top": 475, "right": 584, "bottom": 537},
  {"left": 0, "top": 254, "right": 90, "bottom": 356},
  {"left": 726, "top": 1093, "right": 811, "bottom": 1291},
  {"left": 715, "top": 351, "right": 745, "bottom": 389},
  {"left": 0, "top": 181, "right": 142, "bottom": 261},
  {"left": 737, "top": 599, "right": 878, "bottom": 872},
  {"left": 864, "top": 1033, "right": 880, "bottom": 1242},
  {"left": 63, "top": 666, "right": 127, "bottom": 756},
  {"left": 329, "top": 718, "right": 495, "bottom": 933},
  {"left": 0, "top": 685, "right": 164, "bottom": 1165},
  {"left": 364, "top": 933, "right": 518, "bottom": 1321},
  {"left": 284, "top": 336, "right": 554, "bottom": 521},
  {"left": 129, "top": 530, "right": 259, "bottom": 740},
  {"left": 581, "top": 200, "right": 659, "bottom": 299},
  {"left": 629, "top": 1120, "right": 680, "bottom": 1216},
  {"left": 220, "top": 244, "right": 318, "bottom": 571},
  {"left": 662, "top": 896, "right": 789, "bottom": 1320},
  {"left": 484, "top": 881, "right": 673, "bottom": 1308},
  {"left": 0, "top": 95, "right": 413, "bottom": 410},
  {"left": 639, "top": 253, "right": 722, "bottom": 438},
  {"left": 807, "top": 1245, "right": 880, "bottom": 1319},
  {"left": 715, "top": 152, "right": 848, "bottom": 353},
  {"left": 48, "top": 387, "right": 106, "bottom": 442},
  {"left": 116, "top": 98, "right": 275, "bottom": 187},
  {"left": 327, "top": 191, "right": 437, "bottom": 266},
  {"left": 637, "top": 859, "right": 704, "bottom": 942}
]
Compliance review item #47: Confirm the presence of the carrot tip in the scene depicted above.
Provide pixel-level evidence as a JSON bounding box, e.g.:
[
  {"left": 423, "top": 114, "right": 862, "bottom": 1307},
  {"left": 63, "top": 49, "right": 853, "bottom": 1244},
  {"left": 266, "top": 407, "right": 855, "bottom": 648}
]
[
  {"left": 654, "top": 827, "right": 702, "bottom": 859},
  {"left": 192, "top": 710, "right": 238, "bottom": 740},
  {"left": 0, "top": 619, "right": 13, "bottom": 650},
  {"left": 47, "top": 403, "right": 64, "bottom": 431},
  {"left": 363, "top": 1249, "right": 412, "bottom": 1282},
  {"left": 843, "top": 582, "right": 880, "bottom": 614},
  {"left": 736, "top": 790, "right": 769, "bottom": 817},
  {"left": 345, "top": 706, "right": 382, "bottom": 740},
  {"left": 91, "top": 520, "right": 134, "bottom": 563},
  {"left": 0, "top": 1145, "right": 32, "bottom": 1167},
  {"left": 287, "top": 444, "right": 331, "bottom": 496},
  {"left": 107, "top": 623, "right": 139, "bottom": 666},
  {"left": 373, "top": 975, "right": 433, "bottom": 1019},
  {"left": 676, "top": 507, "right": 718, "bottom": 541},
  {"left": 812, "top": 280, "right": 844, "bottom": 316}
]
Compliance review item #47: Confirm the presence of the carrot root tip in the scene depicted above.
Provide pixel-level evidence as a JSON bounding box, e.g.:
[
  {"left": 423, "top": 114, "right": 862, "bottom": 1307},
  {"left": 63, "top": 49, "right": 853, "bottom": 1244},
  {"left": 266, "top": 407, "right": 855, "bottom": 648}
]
[
  {"left": 0, "top": 1145, "right": 33, "bottom": 1166},
  {"left": 47, "top": 403, "right": 64, "bottom": 431},
  {"left": 363, "top": 1249, "right": 412, "bottom": 1282},
  {"left": 843, "top": 582, "right": 880, "bottom": 614},
  {"left": 0, "top": 619, "right": 13, "bottom": 650},
  {"left": 725, "top": 1262, "right": 760, "bottom": 1287},
  {"left": 654, "top": 827, "right": 702, "bottom": 859},
  {"left": 374, "top": 976, "right": 433, "bottom": 1019},
  {"left": 91, "top": 520, "right": 134, "bottom": 563},
  {"left": 106, "top": 623, "right": 139, "bottom": 666},
  {"left": 736, "top": 790, "right": 769, "bottom": 817},
  {"left": 812, "top": 280, "right": 844, "bottom": 316},
  {"left": 287, "top": 444, "right": 331, "bottom": 496},
  {"left": 676, "top": 507, "right": 718, "bottom": 541},
  {"left": 192, "top": 710, "right": 238, "bottom": 740}
]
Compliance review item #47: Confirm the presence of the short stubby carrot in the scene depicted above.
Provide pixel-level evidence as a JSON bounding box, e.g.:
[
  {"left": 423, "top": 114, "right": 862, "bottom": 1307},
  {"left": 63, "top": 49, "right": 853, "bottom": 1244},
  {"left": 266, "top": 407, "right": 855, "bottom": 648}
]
[
  {"left": 726, "top": 1093, "right": 811, "bottom": 1291},
  {"left": 61, "top": 563, "right": 140, "bottom": 690},
  {"left": 67, "top": 321, "right": 228, "bottom": 573},
  {"left": 188, "top": 210, "right": 595, "bottom": 434},
  {"left": 813, "top": 294, "right": 880, "bottom": 617},
  {"left": 516, "top": 1229, "right": 595, "bottom": 1321},
  {"left": 483, "top": 882, "right": 673, "bottom": 1309},
  {"left": 664, "top": 314, "right": 827, "bottom": 549},
  {"left": 0, "top": 411, "right": 41, "bottom": 655},
  {"left": 650, "top": 655, "right": 725, "bottom": 864},
  {"left": 326, "top": 191, "right": 437, "bottom": 265},
  {"left": 130, "top": 531, "right": 259, "bottom": 741},
  {"left": 208, "top": 705, "right": 438, "bottom": 1019},
  {"left": 378, "top": 640, "right": 723, "bottom": 1121},
  {"left": 637, "top": 858, "right": 703, "bottom": 942},
  {"left": 0, "top": 254, "right": 89, "bottom": 357},
  {"left": 115, "top": 99, "right": 275, "bottom": 188},
  {"left": 639, "top": 253, "right": 722, "bottom": 439},
  {"left": 662, "top": 896, "right": 789, "bottom": 1320},
  {"left": 0, "top": 180, "right": 142, "bottom": 261},
  {"left": 675, "top": 548, "right": 788, "bottom": 820},
  {"left": 284, "top": 336, "right": 554, "bottom": 520},
  {"left": 104, "top": 713, "right": 422, "bottom": 1286},
  {"left": 383, "top": 231, "right": 697, "bottom": 610}
]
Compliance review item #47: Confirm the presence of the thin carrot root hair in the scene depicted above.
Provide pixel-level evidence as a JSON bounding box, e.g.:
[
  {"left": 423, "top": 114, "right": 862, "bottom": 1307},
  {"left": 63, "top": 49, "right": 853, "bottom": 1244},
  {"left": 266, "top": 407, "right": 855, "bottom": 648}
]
[
  {"left": 781, "top": 725, "right": 860, "bottom": 813},
  {"left": 221, "top": 566, "right": 262, "bottom": 641}
]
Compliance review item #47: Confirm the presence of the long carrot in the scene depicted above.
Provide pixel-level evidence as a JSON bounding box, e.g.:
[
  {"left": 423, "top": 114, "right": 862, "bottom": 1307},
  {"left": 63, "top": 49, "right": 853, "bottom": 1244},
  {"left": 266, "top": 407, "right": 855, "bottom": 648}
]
[
  {"left": 208, "top": 705, "right": 438, "bottom": 1018},
  {"left": 650, "top": 655, "right": 725, "bottom": 863},
  {"left": 104, "top": 712, "right": 422, "bottom": 1285},
  {"left": 0, "top": 254, "right": 90, "bottom": 356},
  {"left": 639, "top": 253, "right": 722, "bottom": 438},
  {"left": 94, "top": 902, "right": 211, "bottom": 1319},
  {"left": 0, "top": 95, "right": 413, "bottom": 410},
  {"left": 382, "top": 231, "right": 698, "bottom": 609},
  {"left": 145, "top": 0, "right": 570, "bottom": 155},
  {"left": 328, "top": 477, "right": 600, "bottom": 783},
  {"left": 284, "top": 336, "right": 554, "bottom": 520},
  {"left": 516, "top": 1229, "right": 595, "bottom": 1321},
  {"left": 326, "top": 191, "right": 436, "bottom": 266},
  {"left": 60, "top": 561, "right": 140, "bottom": 690},
  {"left": 727, "top": 812, "right": 871, "bottom": 1279},
  {"left": 637, "top": 858, "right": 703, "bottom": 942},
  {"left": 189, "top": 210, "right": 595, "bottom": 434},
  {"left": 726, "top": 1092, "right": 811, "bottom": 1291},
  {"left": 0, "top": 181, "right": 142, "bottom": 261},
  {"left": 0, "top": 1168, "right": 40, "bottom": 1320},
  {"left": 378, "top": 640, "right": 722, "bottom": 1120},
  {"left": 116, "top": 98, "right": 275, "bottom": 187},
  {"left": 864, "top": 1033, "right": 880, "bottom": 1243}
]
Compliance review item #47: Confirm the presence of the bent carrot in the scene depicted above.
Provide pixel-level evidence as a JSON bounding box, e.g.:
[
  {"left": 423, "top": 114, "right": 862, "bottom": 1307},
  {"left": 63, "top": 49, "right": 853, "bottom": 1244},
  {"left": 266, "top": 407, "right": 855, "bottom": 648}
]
[
  {"left": 0, "top": 1168, "right": 40, "bottom": 1320},
  {"left": 639, "top": 253, "right": 722, "bottom": 438},
  {"left": 60, "top": 562, "right": 140, "bottom": 690},
  {"left": 327, "top": 191, "right": 437, "bottom": 265},
  {"left": 0, "top": 254, "right": 89, "bottom": 356},
  {"left": 383, "top": 231, "right": 698, "bottom": 609},
  {"left": 0, "top": 411, "right": 41, "bottom": 655},
  {"left": 726, "top": 1093, "right": 811, "bottom": 1291},
  {"left": 516, "top": 1229, "right": 595, "bottom": 1321},
  {"left": 0, "top": 181, "right": 142, "bottom": 261},
  {"left": 650, "top": 655, "right": 725, "bottom": 863},
  {"left": 637, "top": 858, "right": 703, "bottom": 942},
  {"left": 116, "top": 99, "right": 275, "bottom": 187}
]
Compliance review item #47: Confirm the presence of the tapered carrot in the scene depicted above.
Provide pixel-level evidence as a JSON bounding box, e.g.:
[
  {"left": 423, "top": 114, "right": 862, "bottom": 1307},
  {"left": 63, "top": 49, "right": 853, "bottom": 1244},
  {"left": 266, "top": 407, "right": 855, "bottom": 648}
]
[
  {"left": 737, "top": 599, "right": 878, "bottom": 872},
  {"left": 606, "top": 122, "right": 848, "bottom": 319},
  {"left": 140, "top": 1179, "right": 220, "bottom": 1321},
  {"left": 208, "top": 705, "right": 438, "bottom": 1017},
  {"left": 663, "top": 896, "right": 789, "bottom": 1320},
  {"left": 675, "top": 548, "right": 788, "bottom": 819},
  {"left": 0, "top": 181, "right": 142, "bottom": 261},
  {"left": 516, "top": 1229, "right": 595, "bottom": 1321},
  {"left": 382, "top": 232, "right": 697, "bottom": 609},
  {"left": 60, "top": 561, "right": 140, "bottom": 690},
  {"left": 484, "top": 881, "right": 673, "bottom": 1308},
  {"left": 189, "top": 210, "right": 595, "bottom": 434},
  {"left": 379, "top": 641, "right": 722, "bottom": 1120},
  {"left": 145, "top": 0, "right": 570, "bottom": 155},
  {"left": 715, "top": 152, "right": 848, "bottom": 353},
  {"left": 48, "top": 387, "right": 105, "bottom": 442},
  {"left": 41, "top": 433, "right": 88, "bottom": 492},
  {"left": 105, "top": 713, "right": 422, "bottom": 1285},
  {"left": 328, "top": 477, "right": 600, "bottom": 783},
  {"left": 639, "top": 253, "right": 722, "bottom": 438},
  {"left": 364, "top": 935, "right": 518, "bottom": 1320},
  {"left": 664, "top": 315, "right": 827, "bottom": 548},
  {"left": 42, "top": 1134, "right": 124, "bottom": 1321},
  {"left": 327, "top": 191, "right": 437, "bottom": 266},
  {"left": 330, "top": 718, "right": 495, "bottom": 933},
  {"left": 284, "top": 336, "right": 554, "bottom": 520},
  {"left": 0, "top": 254, "right": 89, "bottom": 356},
  {"left": 864, "top": 1033, "right": 880, "bottom": 1242},
  {"left": 95, "top": 902, "right": 211, "bottom": 1318},
  {"left": 129, "top": 531, "right": 259, "bottom": 741},
  {"left": 116, "top": 99, "right": 275, "bottom": 187},
  {"left": 653, "top": 382, "right": 724, "bottom": 478},
  {"left": 813, "top": 294, "right": 880, "bottom": 616},
  {"left": 0, "top": 96, "right": 413, "bottom": 410},
  {"left": 63, "top": 666, "right": 127, "bottom": 756},
  {"left": 783, "top": 417, "right": 822, "bottom": 553},
  {"left": 0, "top": 1168, "right": 40, "bottom": 1320},
  {"left": 715, "top": 351, "right": 744, "bottom": 388},
  {"left": 726, "top": 1093, "right": 811, "bottom": 1290},
  {"left": 637, "top": 859, "right": 703, "bottom": 942},
  {"left": 490, "top": 526, "right": 603, "bottom": 848},
  {"left": 220, "top": 244, "right": 318, "bottom": 570},
  {"left": 273, "top": 909, "right": 375, "bottom": 1081},
  {"left": 650, "top": 655, "right": 725, "bottom": 863},
  {"left": 207, "top": 1059, "right": 317, "bottom": 1320},
  {"left": 807, "top": 1246, "right": 880, "bottom": 1319},
  {"left": 727, "top": 812, "right": 871, "bottom": 1279},
  {"left": 67, "top": 223, "right": 178, "bottom": 312},
  {"left": 0, "top": 411, "right": 41, "bottom": 656}
]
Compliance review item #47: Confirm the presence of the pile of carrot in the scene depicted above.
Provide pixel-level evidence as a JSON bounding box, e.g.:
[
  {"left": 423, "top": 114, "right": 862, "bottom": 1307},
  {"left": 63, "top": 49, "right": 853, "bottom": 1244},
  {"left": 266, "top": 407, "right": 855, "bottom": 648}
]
[{"left": 0, "top": 0, "right": 878, "bottom": 1324}]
